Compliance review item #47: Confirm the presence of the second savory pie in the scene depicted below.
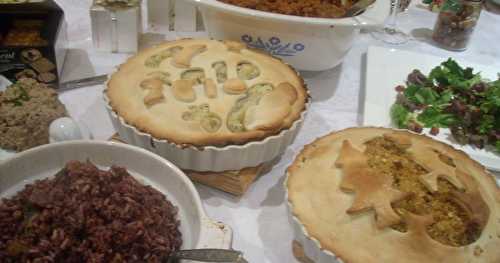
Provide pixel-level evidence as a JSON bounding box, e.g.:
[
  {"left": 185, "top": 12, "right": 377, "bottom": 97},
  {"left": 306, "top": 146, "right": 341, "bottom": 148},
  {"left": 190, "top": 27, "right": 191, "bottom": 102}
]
[
  {"left": 287, "top": 127, "right": 500, "bottom": 262},
  {"left": 106, "top": 39, "right": 308, "bottom": 147}
]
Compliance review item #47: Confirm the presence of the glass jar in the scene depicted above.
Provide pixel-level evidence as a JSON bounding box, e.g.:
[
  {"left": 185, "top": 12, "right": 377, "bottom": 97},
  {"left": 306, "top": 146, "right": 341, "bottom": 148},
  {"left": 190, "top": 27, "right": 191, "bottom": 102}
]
[
  {"left": 432, "top": 0, "right": 483, "bottom": 51},
  {"left": 398, "top": 0, "right": 413, "bottom": 12}
]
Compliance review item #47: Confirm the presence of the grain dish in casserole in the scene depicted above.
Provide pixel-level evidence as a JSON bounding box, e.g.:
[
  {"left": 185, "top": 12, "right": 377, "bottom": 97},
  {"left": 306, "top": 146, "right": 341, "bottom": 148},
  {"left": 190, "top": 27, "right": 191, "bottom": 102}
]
[
  {"left": 0, "top": 160, "right": 182, "bottom": 263},
  {"left": 217, "top": 0, "right": 359, "bottom": 18}
]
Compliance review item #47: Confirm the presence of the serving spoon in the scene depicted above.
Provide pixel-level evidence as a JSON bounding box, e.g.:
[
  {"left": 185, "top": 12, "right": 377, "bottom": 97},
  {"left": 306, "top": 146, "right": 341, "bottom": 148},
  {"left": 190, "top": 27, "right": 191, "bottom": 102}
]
[
  {"left": 166, "top": 249, "right": 247, "bottom": 263},
  {"left": 343, "top": 0, "right": 376, "bottom": 17}
]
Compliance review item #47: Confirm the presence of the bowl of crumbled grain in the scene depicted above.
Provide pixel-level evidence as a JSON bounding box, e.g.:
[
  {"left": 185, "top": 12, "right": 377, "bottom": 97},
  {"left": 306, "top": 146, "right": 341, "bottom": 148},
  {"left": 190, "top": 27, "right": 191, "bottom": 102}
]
[{"left": 187, "top": 0, "right": 389, "bottom": 71}]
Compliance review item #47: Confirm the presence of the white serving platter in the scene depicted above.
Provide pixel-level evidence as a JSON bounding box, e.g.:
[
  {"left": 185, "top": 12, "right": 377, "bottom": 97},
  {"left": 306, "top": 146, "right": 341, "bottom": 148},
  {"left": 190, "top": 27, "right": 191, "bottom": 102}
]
[{"left": 363, "top": 46, "right": 500, "bottom": 172}]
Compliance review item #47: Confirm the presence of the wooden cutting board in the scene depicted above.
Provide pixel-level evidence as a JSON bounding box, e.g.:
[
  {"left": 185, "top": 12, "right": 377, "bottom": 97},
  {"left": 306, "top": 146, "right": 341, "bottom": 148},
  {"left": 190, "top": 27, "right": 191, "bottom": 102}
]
[
  {"left": 293, "top": 240, "right": 315, "bottom": 263},
  {"left": 109, "top": 133, "right": 269, "bottom": 196}
]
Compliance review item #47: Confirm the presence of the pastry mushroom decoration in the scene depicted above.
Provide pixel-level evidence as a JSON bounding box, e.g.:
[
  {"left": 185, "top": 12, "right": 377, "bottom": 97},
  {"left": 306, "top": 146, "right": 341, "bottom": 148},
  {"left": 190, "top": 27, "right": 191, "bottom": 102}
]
[
  {"left": 141, "top": 41, "right": 300, "bottom": 134},
  {"left": 335, "top": 132, "right": 491, "bottom": 249},
  {"left": 140, "top": 77, "right": 166, "bottom": 107}
]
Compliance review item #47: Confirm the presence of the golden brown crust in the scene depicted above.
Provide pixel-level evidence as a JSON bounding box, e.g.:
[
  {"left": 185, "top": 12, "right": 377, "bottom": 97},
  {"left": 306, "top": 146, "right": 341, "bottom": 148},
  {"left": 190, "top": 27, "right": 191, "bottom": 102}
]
[
  {"left": 106, "top": 39, "right": 308, "bottom": 147},
  {"left": 203, "top": 78, "right": 218, "bottom": 98},
  {"left": 223, "top": 78, "right": 247, "bottom": 94},
  {"left": 335, "top": 140, "right": 411, "bottom": 229},
  {"left": 286, "top": 127, "right": 500, "bottom": 263}
]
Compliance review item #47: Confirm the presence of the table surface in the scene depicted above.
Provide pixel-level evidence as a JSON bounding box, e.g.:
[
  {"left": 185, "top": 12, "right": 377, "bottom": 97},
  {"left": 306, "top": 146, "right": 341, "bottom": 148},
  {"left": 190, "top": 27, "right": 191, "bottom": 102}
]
[{"left": 54, "top": 1, "right": 500, "bottom": 262}]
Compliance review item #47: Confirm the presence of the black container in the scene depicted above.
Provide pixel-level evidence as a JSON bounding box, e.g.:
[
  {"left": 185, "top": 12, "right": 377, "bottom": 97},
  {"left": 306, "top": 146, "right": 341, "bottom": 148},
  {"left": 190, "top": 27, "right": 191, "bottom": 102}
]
[{"left": 0, "top": 0, "right": 67, "bottom": 88}]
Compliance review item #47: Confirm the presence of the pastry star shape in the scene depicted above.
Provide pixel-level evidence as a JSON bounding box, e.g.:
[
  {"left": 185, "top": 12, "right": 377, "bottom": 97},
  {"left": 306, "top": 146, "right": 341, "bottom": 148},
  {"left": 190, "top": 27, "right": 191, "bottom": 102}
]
[{"left": 335, "top": 140, "right": 411, "bottom": 229}]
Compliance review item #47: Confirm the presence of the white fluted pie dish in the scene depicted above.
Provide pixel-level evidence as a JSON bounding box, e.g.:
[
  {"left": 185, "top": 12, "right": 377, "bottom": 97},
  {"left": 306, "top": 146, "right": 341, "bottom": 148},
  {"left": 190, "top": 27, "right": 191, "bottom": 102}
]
[{"left": 104, "top": 39, "right": 310, "bottom": 172}]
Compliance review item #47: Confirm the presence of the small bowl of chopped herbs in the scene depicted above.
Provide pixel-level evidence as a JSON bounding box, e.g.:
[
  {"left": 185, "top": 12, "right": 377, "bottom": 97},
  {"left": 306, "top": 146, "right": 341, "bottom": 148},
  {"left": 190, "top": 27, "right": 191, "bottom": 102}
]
[{"left": 391, "top": 58, "right": 500, "bottom": 153}]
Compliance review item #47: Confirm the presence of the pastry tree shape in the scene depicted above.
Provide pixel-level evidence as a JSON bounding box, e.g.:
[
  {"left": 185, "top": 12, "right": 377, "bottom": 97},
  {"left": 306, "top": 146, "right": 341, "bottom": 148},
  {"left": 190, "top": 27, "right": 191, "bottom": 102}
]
[
  {"left": 409, "top": 145, "right": 464, "bottom": 192},
  {"left": 335, "top": 140, "right": 411, "bottom": 229}
]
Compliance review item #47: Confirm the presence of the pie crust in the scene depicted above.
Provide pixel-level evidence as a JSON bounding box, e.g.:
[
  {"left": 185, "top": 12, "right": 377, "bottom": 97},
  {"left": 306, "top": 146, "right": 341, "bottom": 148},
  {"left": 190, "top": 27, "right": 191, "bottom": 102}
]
[
  {"left": 286, "top": 127, "right": 500, "bottom": 263},
  {"left": 106, "top": 39, "right": 308, "bottom": 147}
]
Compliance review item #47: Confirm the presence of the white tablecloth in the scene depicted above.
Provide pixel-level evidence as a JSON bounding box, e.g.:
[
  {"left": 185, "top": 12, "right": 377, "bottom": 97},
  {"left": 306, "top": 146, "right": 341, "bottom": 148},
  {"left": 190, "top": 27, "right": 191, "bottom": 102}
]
[{"left": 55, "top": 1, "right": 500, "bottom": 262}]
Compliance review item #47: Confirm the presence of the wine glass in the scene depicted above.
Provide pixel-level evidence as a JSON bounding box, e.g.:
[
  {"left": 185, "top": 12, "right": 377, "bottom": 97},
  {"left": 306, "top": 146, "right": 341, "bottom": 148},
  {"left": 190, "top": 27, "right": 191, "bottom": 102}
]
[{"left": 371, "top": 0, "right": 410, "bottom": 45}]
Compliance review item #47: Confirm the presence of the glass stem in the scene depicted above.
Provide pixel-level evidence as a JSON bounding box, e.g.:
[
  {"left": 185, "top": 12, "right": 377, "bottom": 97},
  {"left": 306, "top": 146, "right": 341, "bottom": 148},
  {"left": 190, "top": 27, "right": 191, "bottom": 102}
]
[{"left": 386, "top": 0, "right": 400, "bottom": 31}]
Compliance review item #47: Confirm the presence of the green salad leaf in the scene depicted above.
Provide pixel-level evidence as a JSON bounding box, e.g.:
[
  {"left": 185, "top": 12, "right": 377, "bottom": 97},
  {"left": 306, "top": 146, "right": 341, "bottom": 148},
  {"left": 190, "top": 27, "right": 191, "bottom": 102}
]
[
  {"left": 390, "top": 104, "right": 411, "bottom": 128},
  {"left": 415, "top": 87, "right": 440, "bottom": 105},
  {"left": 417, "top": 106, "right": 458, "bottom": 127},
  {"left": 477, "top": 115, "right": 494, "bottom": 135},
  {"left": 441, "top": 0, "right": 463, "bottom": 13},
  {"left": 391, "top": 58, "right": 500, "bottom": 153},
  {"left": 436, "top": 89, "right": 454, "bottom": 105},
  {"left": 403, "top": 84, "right": 420, "bottom": 103},
  {"left": 429, "top": 58, "right": 482, "bottom": 90},
  {"left": 481, "top": 80, "right": 500, "bottom": 113}
]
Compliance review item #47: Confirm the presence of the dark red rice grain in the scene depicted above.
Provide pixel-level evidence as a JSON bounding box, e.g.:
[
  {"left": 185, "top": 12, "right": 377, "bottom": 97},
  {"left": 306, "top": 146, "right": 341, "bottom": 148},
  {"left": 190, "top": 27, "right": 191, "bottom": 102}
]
[{"left": 0, "top": 161, "right": 182, "bottom": 263}]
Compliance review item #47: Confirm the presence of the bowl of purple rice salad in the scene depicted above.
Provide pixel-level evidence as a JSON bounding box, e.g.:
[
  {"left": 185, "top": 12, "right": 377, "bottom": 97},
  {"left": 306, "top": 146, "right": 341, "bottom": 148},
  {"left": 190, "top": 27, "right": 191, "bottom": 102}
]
[{"left": 0, "top": 141, "right": 232, "bottom": 263}]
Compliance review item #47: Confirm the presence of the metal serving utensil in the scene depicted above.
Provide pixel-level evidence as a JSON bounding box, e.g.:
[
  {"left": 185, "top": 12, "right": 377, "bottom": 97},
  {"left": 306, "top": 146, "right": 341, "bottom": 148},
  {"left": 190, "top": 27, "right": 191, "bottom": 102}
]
[
  {"left": 343, "top": 0, "right": 376, "bottom": 17},
  {"left": 166, "top": 249, "right": 247, "bottom": 263},
  {"left": 57, "top": 74, "right": 108, "bottom": 92}
]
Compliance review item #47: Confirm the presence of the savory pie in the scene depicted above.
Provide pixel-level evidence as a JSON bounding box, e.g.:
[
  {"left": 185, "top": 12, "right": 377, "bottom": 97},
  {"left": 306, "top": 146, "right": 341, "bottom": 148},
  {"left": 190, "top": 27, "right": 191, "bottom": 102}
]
[
  {"left": 106, "top": 39, "right": 308, "bottom": 147},
  {"left": 287, "top": 127, "right": 500, "bottom": 262}
]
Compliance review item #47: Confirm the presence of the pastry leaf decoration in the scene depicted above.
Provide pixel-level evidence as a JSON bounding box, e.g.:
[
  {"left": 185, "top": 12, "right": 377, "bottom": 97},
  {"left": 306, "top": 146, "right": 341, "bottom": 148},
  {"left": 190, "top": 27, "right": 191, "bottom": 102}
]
[{"left": 335, "top": 140, "right": 411, "bottom": 229}]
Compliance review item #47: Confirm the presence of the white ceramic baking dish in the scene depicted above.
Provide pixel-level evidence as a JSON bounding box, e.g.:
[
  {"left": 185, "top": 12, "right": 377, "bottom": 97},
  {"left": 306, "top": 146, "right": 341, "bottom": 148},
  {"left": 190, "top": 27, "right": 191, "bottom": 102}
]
[
  {"left": 284, "top": 129, "right": 500, "bottom": 263},
  {"left": 104, "top": 92, "right": 309, "bottom": 173},
  {"left": 285, "top": 173, "right": 344, "bottom": 263},
  {"left": 0, "top": 141, "right": 232, "bottom": 258},
  {"left": 186, "top": 0, "right": 389, "bottom": 71}
]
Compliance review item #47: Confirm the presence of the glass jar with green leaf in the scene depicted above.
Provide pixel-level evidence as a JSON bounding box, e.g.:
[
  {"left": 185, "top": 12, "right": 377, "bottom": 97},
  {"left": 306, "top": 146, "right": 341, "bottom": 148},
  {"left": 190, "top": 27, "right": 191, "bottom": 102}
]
[{"left": 432, "top": 0, "right": 483, "bottom": 51}]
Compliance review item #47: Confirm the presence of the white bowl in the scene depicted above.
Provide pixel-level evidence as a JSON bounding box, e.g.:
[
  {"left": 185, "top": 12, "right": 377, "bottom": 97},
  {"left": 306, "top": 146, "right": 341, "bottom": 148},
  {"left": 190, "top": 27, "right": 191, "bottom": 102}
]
[
  {"left": 186, "top": 0, "right": 389, "bottom": 71},
  {"left": 0, "top": 141, "right": 232, "bottom": 255}
]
